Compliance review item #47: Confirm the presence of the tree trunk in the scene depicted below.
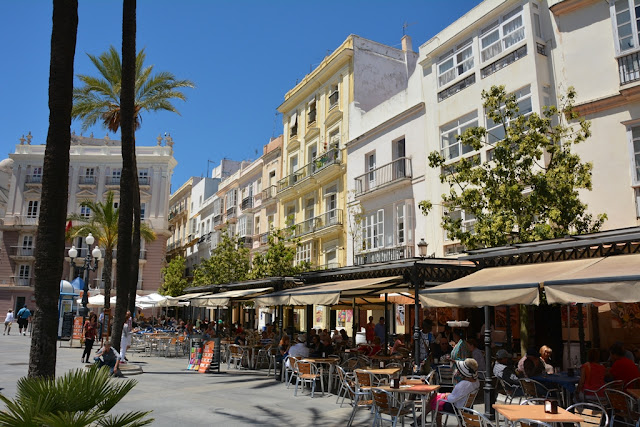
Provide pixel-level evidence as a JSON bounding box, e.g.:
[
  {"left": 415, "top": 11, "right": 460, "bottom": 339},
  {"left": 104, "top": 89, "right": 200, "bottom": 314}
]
[
  {"left": 129, "top": 169, "right": 140, "bottom": 315},
  {"left": 112, "top": 0, "right": 137, "bottom": 350},
  {"left": 29, "top": 0, "right": 78, "bottom": 379},
  {"left": 103, "top": 245, "right": 113, "bottom": 309}
]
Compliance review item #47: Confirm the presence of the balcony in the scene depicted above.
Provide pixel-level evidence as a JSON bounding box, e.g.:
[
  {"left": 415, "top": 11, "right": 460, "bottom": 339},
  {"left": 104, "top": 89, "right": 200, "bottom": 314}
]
[
  {"left": 10, "top": 246, "right": 34, "bottom": 258},
  {"left": 105, "top": 176, "right": 121, "bottom": 186},
  {"left": 226, "top": 207, "right": 237, "bottom": 222},
  {"left": 24, "top": 175, "right": 42, "bottom": 189},
  {"left": 213, "top": 214, "right": 224, "bottom": 228},
  {"left": 12, "top": 277, "right": 33, "bottom": 287},
  {"left": 619, "top": 50, "right": 640, "bottom": 85},
  {"left": 12, "top": 216, "right": 38, "bottom": 227},
  {"left": 78, "top": 176, "right": 96, "bottom": 186},
  {"left": 354, "top": 157, "right": 412, "bottom": 197},
  {"left": 241, "top": 196, "right": 253, "bottom": 210},
  {"left": 238, "top": 236, "right": 253, "bottom": 248},
  {"left": 277, "top": 148, "right": 342, "bottom": 194},
  {"left": 258, "top": 232, "right": 269, "bottom": 246},
  {"left": 138, "top": 176, "right": 150, "bottom": 186},
  {"left": 294, "top": 209, "right": 343, "bottom": 237},
  {"left": 354, "top": 245, "right": 414, "bottom": 266},
  {"left": 256, "top": 185, "right": 277, "bottom": 205}
]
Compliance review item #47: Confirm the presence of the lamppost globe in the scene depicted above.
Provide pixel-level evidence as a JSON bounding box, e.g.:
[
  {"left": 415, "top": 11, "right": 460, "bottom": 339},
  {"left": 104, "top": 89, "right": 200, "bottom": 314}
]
[
  {"left": 68, "top": 245, "right": 78, "bottom": 259},
  {"left": 85, "top": 233, "right": 94, "bottom": 246},
  {"left": 417, "top": 238, "right": 428, "bottom": 258},
  {"left": 92, "top": 246, "right": 102, "bottom": 260}
]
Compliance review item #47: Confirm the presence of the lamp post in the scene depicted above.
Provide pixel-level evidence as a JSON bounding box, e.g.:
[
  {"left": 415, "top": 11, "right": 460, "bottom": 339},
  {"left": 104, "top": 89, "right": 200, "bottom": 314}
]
[
  {"left": 413, "top": 238, "right": 428, "bottom": 371},
  {"left": 69, "top": 233, "right": 102, "bottom": 324}
]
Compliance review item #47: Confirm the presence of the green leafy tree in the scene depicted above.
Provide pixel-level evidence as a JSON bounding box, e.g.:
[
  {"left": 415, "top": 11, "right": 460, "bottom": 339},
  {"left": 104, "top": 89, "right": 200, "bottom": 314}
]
[
  {"left": 159, "top": 256, "right": 189, "bottom": 297},
  {"left": 192, "top": 227, "right": 252, "bottom": 286},
  {"left": 250, "top": 228, "right": 311, "bottom": 278},
  {"left": 66, "top": 191, "right": 156, "bottom": 311},
  {"left": 0, "top": 367, "right": 152, "bottom": 426},
  {"left": 420, "top": 85, "right": 606, "bottom": 250}
]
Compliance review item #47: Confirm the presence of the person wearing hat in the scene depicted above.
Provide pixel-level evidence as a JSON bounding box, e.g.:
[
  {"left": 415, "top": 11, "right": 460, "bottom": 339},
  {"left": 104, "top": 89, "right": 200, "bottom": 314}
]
[
  {"left": 494, "top": 349, "right": 520, "bottom": 388},
  {"left": 426, "top": 358, "right": 480, "bottom": 427},
  {"left": 287, "top": 333, "right": 310, "bottom": 367}
]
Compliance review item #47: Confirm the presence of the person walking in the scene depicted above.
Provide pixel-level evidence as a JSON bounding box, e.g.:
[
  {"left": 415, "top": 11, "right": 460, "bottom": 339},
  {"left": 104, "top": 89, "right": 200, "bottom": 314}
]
[
  {"left": 81, "top": 312, "right": 98, "bottom": 363},
  {"left": 3, "top": 309, "right": 14, "bottom": 335},
  {"left": 119, "top": 311, "right": 132, "bottom": 363},
  {"left": 16, "top": 305, "right": 31, "bottom": 336}
]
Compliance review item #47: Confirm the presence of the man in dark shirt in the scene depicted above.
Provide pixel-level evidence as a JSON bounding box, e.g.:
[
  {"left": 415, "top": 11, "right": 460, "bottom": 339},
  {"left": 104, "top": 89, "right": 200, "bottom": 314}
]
[
  {"left": 94, "top": 341, "right": 122, "bottom": 376},
  {"left": 432, "top": 336, "right": 453, "bottom": 361},
  {"left": 311, "top": 336, "right": 334, "bottom": 357}
]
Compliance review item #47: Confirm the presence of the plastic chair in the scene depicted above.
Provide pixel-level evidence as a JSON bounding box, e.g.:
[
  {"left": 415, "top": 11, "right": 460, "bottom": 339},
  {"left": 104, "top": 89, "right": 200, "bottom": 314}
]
[
  {"left": 347, "top": 369, "right": 374, "bottom": 427},
  {"left": 566, "top": 401, "right": 609, "bottom": 427},
  {"left": 372, "top": 388, "right": 417, "bottom": 427},
  {"left": 605, "top": 389, "right": 640, "bottom": 427},
  {"left": 458, "top": 407, "right": 496, "bottom": 427},
  {"left": 293, "top": 360, "right": 323, "bottom": 398}
]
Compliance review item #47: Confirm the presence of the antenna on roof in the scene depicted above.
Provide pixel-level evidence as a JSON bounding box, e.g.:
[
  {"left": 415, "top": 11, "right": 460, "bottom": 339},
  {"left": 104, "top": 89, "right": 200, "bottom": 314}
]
[{"left": 402, "top": 21, "right": 417, "bottom": 36}]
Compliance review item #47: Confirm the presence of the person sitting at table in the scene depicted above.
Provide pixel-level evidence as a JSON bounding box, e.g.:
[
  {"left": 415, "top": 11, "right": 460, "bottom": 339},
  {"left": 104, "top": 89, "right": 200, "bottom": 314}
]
[
  {"left": 519, "top": 347, "right": 545, "bottom": 378},
  {"left": 309, "top": 335, "right": 321, "bottom": 353},
  {"left": 287, "top": 334, "right": 309, "bottom": 368},
  {"left": 493, "top": 349, "right": 521, "bottom": 389},
  {"left": 425, "top": 358, "right": 480, "bottom": 427},
  {"left": 390, "top": 334, "right": 405, "bottom": 355},
  {"left": 234, "top": 331, "right": 246, "bottom": 346},
  {"left": 312, "top": 336, "right": 334, "bottom": 357},
  {"left": 467, "top": 338, "right": 485, "bottom": 372},
  {"left": 539, "top": 345, "right": 554, "bottom": 374},
  {"left": 203, "top": 324, "right": 216, "bottom": 340},
  {"left": 339, "top": 329, "right": 349, "bottom": 344},
  {"left": 331, "top": 329, "right": 342, "bottom": 344},
  {"left": 577, "top": 348, "right": 605, "bottom": 401},
  {"left": 368, "top": 336, "right": 382, "bottom": 356},
  {"left": 606, "top": 343, "right": 640, "bottom": 390},
  {"left": 432, "top": 336, "right": 452, "bottom": 361},
  {"left": 450, "top": 329, "right": 471, "bottom": 361}
]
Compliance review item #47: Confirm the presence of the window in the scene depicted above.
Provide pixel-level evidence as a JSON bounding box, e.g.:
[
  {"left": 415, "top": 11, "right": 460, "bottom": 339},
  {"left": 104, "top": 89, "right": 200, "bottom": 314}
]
[
  {"left": 18, "top": 264, "right": 30, "bottom": 282},
  {"left": 486, "top": 86, "right": 532, "bottom": 145},
  {"left": 480, "top": 6, "right": 525, "bottom": 63},
  {"left": 80, "top": 205, "right": 91, "bottom": 218},
  {"left": 289, "top": 113, "right": 298, "bottom": 138},
  {"left": 324, "top": 184, "right": 337, "bottom": 220},
  {"left": 444, "top": 209, "right": 476, "bottom": 241},
  {"left": 254, "top": 216, "right": 260, "bottom": 235},
  {"left": 612, "top": 0, "right": 640, "bottom": 53},
  {"left": 366, "top": 152, "right": 376, "bottom": 186},
  {"left": 396, "top": 204, "right": 405, "bottom": 245},
  {"left": 110, "top": 168, "right": 121, "bottom": 184},
  {"left": 438, "top": 39, "right": 474, "bottom": 87},
  {"left": 533, "top": 13, "right": 543, "bottom": 39},
  {"left": 22, "top": 235, "right": 33, "bottom": 256},
  {"left": 27, "top": 200, "right": 39, "bottom": 218},
  {"left": 286, "top": 205, "right": 296, "bottom": 227},
  {"left": 305, "top": 198, "right": 315, "bottom": 220},
  {"left": 85, "top": 167, "right": 95, "bottom": 178},
  {"left": 140, "top": 202, "right": 146, "bottom": 220},
  {"left": 636, "top": 188, "right": 640, "bottom": 217},
  {"left": 295, "top": 241, "right": 314, "bottom": 265},
  {"left": 630, "top": 125, "right": 640, "bottom": 185},
  {"left": 31, "top": 167, "right": 42, "bottom": 180},
  {"left": 364, "top": 209, "right": 384, "bottom": 250},
  {"left": 394, "top": 138, "right": 407, "bottom": 178},
  {"left": 329, "top": 84, "right": 339, "bottom": 109},
  {"left": 328, "top": 129, "right": 340, "bottom": 149},
  {"left": 441, "top": 111, "right": 478, "bottom": 161},
  {"left": 308, "top": 99, "right": 317, "bottom": 124},
  {"left": 138, "top": 168, "right": 149, "bottom": 185},
  {"left": 226, "top": 190, "right": 237, "bottom": 209},
  {"left": 237, "top": 215, "right": 252, "bottom": 237}
]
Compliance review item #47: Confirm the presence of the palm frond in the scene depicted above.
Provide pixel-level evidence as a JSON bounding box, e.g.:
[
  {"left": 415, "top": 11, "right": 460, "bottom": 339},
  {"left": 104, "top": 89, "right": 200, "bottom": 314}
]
[{"left": 97, "top": 411, "right": 154, "bottom": 427}]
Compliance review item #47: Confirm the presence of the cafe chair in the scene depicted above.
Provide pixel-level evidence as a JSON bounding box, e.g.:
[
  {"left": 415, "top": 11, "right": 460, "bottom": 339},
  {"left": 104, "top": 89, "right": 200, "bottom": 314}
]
[
  {"left": 518, "top": 378, "right": 559, "bottom": 401},
  {"left": 604, "top": 389, "right": 640, "bottom": 427},
  {"left": 342, "top": 357, "right": 361, "bottom": 372},
  {"left": 284, "top": 356, "right": 300, "bottom": 388},
  {"left": 431, "top": 389, "right": 478, "bottom": 427},
  {"left": 335, "top": 365, "right": 356, "bottom": 407},
  {"left": 625, "top": 377, "right": 640, "bottom": 390},
  {"left": 515, "top": 419, "right": 552, "bottom": 427},
  {"left": 371, "top": 388, "right": 417, "bottom": 427},
  {"left": 255, "top": 344, "right": 272, "bottom": 370},
  {"left": 437, "top": 364, "right": 456, "bottom": 392},
  {"left": 347, "top": 370, "right": 375, "bottom": 427},
  {"left": 583, "top": 380, "right": 623, "bottom": 408},
  {"left": 458, "top": 407, "right": 495, "bottom": 427},
  {"left": 566, "top": 402, "right": 609, "bottom": 427},
  {"left": 227, "top": 344, "right": 246, "bottom": 369},
  {"left": 293, "top": 360, "right": 323, "bottom": 398},
  {"left": 497, "top": 377, "right": 523, "bottom": 405},
  {"left": 267, "top": 346, "right": 279, "bottom": 377}
]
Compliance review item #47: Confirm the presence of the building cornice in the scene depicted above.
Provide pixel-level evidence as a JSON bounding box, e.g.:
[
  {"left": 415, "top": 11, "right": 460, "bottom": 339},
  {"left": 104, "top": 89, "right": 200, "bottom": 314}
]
[
  {"left": 549, "top": 0, "right": 601, "bottom": 16},
  {"left": 573, "top": 84, "right": 640, "bottom": 116},
  {"left": 347, "top": 102, "right": 425, "bottom": 150}
]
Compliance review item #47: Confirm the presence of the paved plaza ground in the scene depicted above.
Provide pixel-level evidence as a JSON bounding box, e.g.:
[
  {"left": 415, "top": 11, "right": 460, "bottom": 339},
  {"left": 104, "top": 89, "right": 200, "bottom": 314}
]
[{"left": 0, "top": 333, "right": 393, "bottom": 426}]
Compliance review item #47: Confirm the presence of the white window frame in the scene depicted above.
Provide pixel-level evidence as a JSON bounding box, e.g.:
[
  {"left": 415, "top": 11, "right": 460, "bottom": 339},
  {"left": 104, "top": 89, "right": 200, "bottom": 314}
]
[
  {"left": 80, "top": 205, "right": 91, "bottom": 218},
  {"left": 437, "top": 38, "right": 474, "bottom": 88},
  {"left": 329, "top": 84, "right": 339, "bottom": 110},
  {"left": 295, "top": 241, "right": 314, "bottom": 265},
  {"left": 444, "top": 209, "right": 477, "bottom": 241},
  {"left": 18, "top": 264, "right": 30, "bottom": 280},
  {"left": 440, "top": 111, "right": 479, "bottom": 161},
  {"left": 486, "top": 85, "right": 533, "bottom": 146},
  {"left": 27, "top": 200, "right": 39, "bottom": 219},
  {"left": 396, "top": 203, "right": 406, "bottom": 245},
  {"left": 364, "top": 209, "right": 384, "bottom": 250},
  {"left": 366, "top": 151, "right": 376, "bottom": 187},
  {"left": 31, "top": 166, "right": 43, "bottom": 179},
  {"left": 611, "top": 0, "right": 640, "bottom": 54},
  {"left": 480, "top": 6, "right": 525, "bottom": 63},
  {"left": 628, "top": 124, "right": 640, "bottom": 186}
]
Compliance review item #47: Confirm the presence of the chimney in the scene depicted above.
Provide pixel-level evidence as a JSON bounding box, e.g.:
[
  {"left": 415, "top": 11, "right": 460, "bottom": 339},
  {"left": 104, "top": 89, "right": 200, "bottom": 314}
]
[{"left": 401, "top": 35, "right": 413, "bottom": 52}]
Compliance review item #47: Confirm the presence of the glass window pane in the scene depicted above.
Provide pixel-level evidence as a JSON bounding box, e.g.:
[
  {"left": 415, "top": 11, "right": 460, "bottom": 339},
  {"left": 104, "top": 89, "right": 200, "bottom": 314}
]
[
  {"left": 617, "top": 10, "right": 631, "bottom": 25},
  {"left": 439, "top": 57, "right": 454, "bottom": 74},
  {"left": 632, "top": 126, "right": 640, "bottom": 139},
  {"left": 619, "top": 22, "right": 633, "bottom": 38},
  {"left": 616, "top": 0, "right": 629, "bottom": 13},
  {"left": 518, "top": 97, "right": 533, "bottom": 115},
  {"left": 633, "top": 139, "right": 640, "bottom": 152},
  {"left": 481, "top": 30, "right": 500, "bottom": 49},
  {"left": 503, "top": 16, "right": 523, "bottom": 35}
]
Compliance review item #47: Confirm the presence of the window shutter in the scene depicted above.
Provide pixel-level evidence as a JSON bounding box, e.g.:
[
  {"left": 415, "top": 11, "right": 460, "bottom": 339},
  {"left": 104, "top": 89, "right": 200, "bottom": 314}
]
[{"left": 377, "top": 209, "right": 384, "bottom": 248}]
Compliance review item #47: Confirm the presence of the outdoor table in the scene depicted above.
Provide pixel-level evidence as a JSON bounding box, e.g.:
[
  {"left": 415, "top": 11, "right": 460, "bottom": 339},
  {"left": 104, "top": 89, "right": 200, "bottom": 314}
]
[
  {"left": 532, "top": 373, "right": 580, "bottom": 406},
  {"left": 493, "top": 404, "right": 583, "bottom": 427},
  {"left": 376, "top": 383, "right": 440, "bottom": 427},
  {"left": 302, "top": 356, "right": 341, "bottom": 394},
  {"left": 364, "top": 366, "right": 402, "bottom": 385}
]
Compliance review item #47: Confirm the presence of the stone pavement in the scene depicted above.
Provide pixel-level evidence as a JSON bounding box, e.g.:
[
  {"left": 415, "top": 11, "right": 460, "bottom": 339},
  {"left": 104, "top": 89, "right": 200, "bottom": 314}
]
[{"left": 0, "top": 333, "right": 490, "bottom": 426}]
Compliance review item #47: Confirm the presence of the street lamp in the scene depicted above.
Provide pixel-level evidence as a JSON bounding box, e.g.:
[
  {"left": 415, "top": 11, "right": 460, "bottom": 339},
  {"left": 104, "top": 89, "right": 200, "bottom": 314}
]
[
  {"left": 69, "top": 233, "right": 102, "bottom": 323},
  {"left": 413, "top": 238, "right": 428, "bottom": 371}
]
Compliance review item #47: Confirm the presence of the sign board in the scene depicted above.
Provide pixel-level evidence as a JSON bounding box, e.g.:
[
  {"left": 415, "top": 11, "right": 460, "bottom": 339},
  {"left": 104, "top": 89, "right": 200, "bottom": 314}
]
[
  {"left": 187, "top": 344, "right": 202, "bottom": 370},
  {"left": 61, "top": 312, "right": 74, "bottom": 340},
  {"left": 198, "top": 340, "right": 215, "bottom": 373},
  {"left": 73, "top": 316, "right": 83, "bottom": 341}
]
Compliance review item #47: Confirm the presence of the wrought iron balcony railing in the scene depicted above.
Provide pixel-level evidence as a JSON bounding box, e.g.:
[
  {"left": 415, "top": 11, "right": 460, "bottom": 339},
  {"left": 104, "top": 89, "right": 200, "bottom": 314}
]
[{"left": 354, "top": 157, "right": 412, "bottom": 196}]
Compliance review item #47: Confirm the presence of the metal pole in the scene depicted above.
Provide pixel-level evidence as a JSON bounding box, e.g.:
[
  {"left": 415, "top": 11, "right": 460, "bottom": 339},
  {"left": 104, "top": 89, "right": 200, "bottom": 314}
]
[
  {"left": 413, "top": 261, "right": 421, "bottom": 371},
  {"left": 384, "top": 293, "right": 388, "bottom": 355},
  {"left": 483, "top": 306, "right": 495, "bottom": 419},
  {"left": 577, "top": 303, "right": 585, "bottom": 364},
  {"left": 351, "top": 298, "right": 356, "bottom": 348},
  {"left": 505, "top": 305, "right": 512, "bottom": 352}
]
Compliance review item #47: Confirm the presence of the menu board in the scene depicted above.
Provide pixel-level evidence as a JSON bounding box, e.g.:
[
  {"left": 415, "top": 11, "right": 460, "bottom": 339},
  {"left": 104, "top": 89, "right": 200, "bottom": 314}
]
[
  {"left": 72, "top": 316, "right": 84, "bottom": 341},
  {"left": 198, "top": 341, "right": 215, "bottom": 373},
  {"left": 187, "top": 345, "right": 202, "bottom": 370},
  {"left": 61, "top": 312, "right": 74, "bottom": 339}
]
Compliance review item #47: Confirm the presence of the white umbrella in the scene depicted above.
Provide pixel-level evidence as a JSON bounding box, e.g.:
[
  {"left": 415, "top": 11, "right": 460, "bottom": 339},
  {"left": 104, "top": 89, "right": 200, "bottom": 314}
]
[{"left": 137, "top": 293, "right": 167, "bottom": 305}]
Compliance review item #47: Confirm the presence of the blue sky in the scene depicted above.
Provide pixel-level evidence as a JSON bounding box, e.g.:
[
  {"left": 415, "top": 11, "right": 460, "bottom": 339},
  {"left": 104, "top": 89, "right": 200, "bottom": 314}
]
[{"left": 1, "top": 0, "right": 482, "bottom": 189}]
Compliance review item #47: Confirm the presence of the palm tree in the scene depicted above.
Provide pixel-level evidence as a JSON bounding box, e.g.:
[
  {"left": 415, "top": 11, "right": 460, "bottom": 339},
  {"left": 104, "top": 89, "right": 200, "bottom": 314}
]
[
  {"left": 29, "top": 0, "right": 78, "bottom": 379},
  {"left": 0, "top": 366, "right": 153, "bottom": 426},
  {"left": 66, "top": 191, "right": 156, "bottom": 312},
  {"left": 71, "top": 45, "right": 194, "bottom": 133}
]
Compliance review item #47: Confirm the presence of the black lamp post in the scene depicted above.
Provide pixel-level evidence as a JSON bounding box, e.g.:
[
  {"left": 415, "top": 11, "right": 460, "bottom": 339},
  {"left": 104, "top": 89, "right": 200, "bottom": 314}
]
[
  {"left": 413, "top": 238, "right": 428, "bottom": 371},
  {"left": 69, "top": 233, "right": 101, "bottom": 323}
]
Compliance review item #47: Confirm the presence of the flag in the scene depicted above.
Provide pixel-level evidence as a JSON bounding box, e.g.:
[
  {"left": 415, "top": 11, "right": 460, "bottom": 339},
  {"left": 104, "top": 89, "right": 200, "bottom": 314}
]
[{"left": 65, "top": 220, "right": 72, "bottom": 233}]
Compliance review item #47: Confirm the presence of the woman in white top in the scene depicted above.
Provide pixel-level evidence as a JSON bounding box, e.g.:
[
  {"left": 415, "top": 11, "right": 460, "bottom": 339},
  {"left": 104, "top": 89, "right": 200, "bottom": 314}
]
[
  {"left": 426, "top": 358, "right": 480, "bottom": 427},
  {"left": 4, "top": 309, "right": 14, "bottom": 335}
]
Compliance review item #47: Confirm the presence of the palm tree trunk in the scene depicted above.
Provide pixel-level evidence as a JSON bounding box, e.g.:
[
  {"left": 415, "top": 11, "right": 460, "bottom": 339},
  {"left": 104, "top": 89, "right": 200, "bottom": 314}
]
[
  {"left": 112, "top": 0, "right": 137, "bottom": 350},
  {"left": 102, "top": 245, "right": 113, "bottom": 309},
  {"left": 29, "top": 0, "right": 78, "bottom": 379},
  {"left": 129, "top": 170, "right": 141, "bottom": 315}
]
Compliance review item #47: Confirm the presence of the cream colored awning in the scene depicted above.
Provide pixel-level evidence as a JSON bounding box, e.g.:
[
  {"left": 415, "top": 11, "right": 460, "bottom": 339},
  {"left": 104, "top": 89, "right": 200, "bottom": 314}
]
[
  {"left": 156, "top": 292, "right": 212, "bottom": 307},
  {"left": 254, "top": 276, "right": 403, "bottom": 307},
  {"left": 190, "top": 287, "right": 273, "bottom": 308},
  {"left": 419, "top": 258, "right": 601, "bottom": 308},
  {"left": 544, "top": 254, "right": 640, "bottom": 304}
]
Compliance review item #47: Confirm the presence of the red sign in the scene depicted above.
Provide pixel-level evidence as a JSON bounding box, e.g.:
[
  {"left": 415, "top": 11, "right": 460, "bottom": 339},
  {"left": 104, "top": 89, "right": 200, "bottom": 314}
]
[
  {"left": 72, "top": 316, "right": 83, "bottom": 341},
  {"left": 198, "top": 341, "right": 215, "bottom": 373}
]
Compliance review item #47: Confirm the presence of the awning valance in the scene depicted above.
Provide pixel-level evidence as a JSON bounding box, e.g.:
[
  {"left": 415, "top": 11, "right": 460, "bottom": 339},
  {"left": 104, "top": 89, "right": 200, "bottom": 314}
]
[
  {"left": 156, "top": 292, "right": 212, "bottom": 307},
  {"left": 254, "top": 276, "right": 403, "bottom": 307},
  {"left": 190, "top": 287, "right": 273, "bottom": 308}
]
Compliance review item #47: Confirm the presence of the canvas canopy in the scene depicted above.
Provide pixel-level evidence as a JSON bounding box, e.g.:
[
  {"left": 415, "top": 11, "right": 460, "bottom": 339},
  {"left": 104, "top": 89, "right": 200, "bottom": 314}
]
[
  {"left": 190, "top": 287, "right": 273, "bottom": 308},
  {"left": 254, "top": 276, "right": 403, "bottom": 307},
  {"left": 156, "top": 292, "right": 212, "bottom": 307}
]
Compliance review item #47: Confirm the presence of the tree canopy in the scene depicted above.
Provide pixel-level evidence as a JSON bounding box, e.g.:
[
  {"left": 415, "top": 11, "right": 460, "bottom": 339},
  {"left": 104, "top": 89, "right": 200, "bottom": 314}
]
[
  {"left": 159, "top": 256, "right": 189, "bottom": 297},
  {"left": 250, "top": 228, "right": 310, "bottom": 279},
  {"left": 420, "top": 85, "right": 606, "bottom": 249},
  {"left": 192, "top": 228, "right": 252, "bottom": 286}
]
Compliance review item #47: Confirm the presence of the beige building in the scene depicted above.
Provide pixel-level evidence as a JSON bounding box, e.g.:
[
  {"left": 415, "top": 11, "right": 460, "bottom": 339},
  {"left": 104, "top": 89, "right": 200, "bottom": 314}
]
[
  {"left": 0, "top": 134, "right": 176, "bottom": 314},
  {"left": 167, "top": 176, "right": 201, "bottom": 267}
]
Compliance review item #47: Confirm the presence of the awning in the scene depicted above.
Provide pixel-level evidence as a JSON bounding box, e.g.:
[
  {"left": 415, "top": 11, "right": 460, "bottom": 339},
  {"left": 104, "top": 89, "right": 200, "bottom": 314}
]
[
  {"left": 254, "top": 276, "right": 403, "bottom": 307},
  {"left": 419, "top": 258, "right": 601, "bottom": 308},
  {"left": 156, "top": 292, "right": 212, "bottom": 307},
  {"left": 544, "top": 254, "right": 640, "bottom": 304},
  {"left": 190, "top": 287, "right": 273, "bottom": 308},
  {"left": 289, "top": 113, "right": 297, "bottom": 127}
]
